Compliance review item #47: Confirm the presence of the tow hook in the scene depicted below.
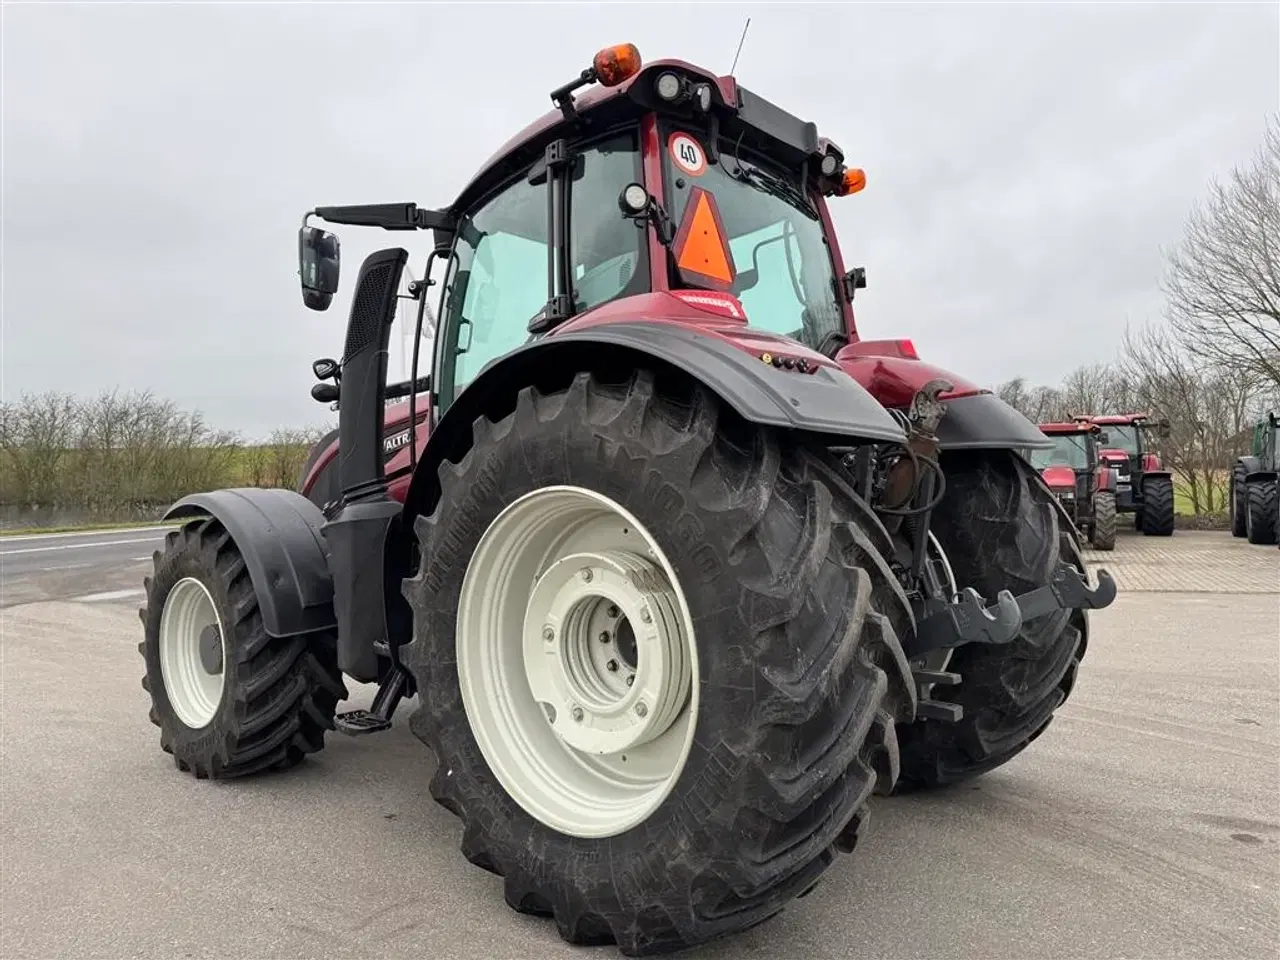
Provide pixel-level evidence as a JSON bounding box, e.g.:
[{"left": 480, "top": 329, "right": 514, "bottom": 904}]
[
  {"left": 908, "top": 563, "right": 1116, "bottom": 662},
  {"left": 1010, "top": 561, "right": 1118, "bottom": 621},
  {"left": 905, "top": 563, "right": 1117, "bottom": 723},
  {"left": 906, "top": 587, "right": 1023, "bottom": 659}
]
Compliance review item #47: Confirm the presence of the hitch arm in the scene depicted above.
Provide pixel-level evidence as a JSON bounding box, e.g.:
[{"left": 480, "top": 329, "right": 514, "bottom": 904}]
[
  {"left": 905, "top": 588, "right": 1023, "bottom": 659},
  {"left": 905, "top": 564, "right": 1117, "bottom": 661},
  {"left": 1013, "top": 563, "right": 1117, "bottom": 622}
]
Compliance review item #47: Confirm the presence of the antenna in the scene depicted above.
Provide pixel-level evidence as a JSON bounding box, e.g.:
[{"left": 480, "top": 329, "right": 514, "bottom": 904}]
[{"left": 729, "top": 17, "right": 751, "bottom": 76}]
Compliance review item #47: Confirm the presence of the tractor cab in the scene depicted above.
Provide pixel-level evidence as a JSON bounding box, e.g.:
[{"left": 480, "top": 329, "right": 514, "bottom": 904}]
[
  {"left": 1032, "top": 421, "right": 1118, "bottom": 550},
  {"left": 296, "top": 44, "right": 871, "bottom": 419},
  {"left": 1077, "top": 413, "right": 1175, "bottom": 536}
]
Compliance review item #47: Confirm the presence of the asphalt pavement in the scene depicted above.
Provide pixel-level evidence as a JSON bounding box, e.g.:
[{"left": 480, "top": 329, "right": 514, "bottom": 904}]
[
  {"left": 0, "top": 525, "right": 174, "bottom": 608},
  {"left": 1, "top": 528, "right": 1277, "bottom": 959}
]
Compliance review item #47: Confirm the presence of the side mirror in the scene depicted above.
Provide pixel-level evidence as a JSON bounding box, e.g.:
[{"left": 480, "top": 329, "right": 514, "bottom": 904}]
[
  {"left": 299, "top": 226, "right": 340, "bottom": 311},
  {"left": 1158, "top": 418, "right": 1171, "bottom": 438},
  {"left": 312, "top": 357, "right": 339, "bottom": 381},
  {"left": 1099, "top": 431, "right": 1110, "bottom": 445}
]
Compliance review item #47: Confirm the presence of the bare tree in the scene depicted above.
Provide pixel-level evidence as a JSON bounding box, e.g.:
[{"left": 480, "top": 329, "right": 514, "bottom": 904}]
[
  {"left": 1162, "top": 116, "right": 1280, "bottom": 388},
  {"left": 1118, "top": 322, "right": 1263, "bottom": 513}
]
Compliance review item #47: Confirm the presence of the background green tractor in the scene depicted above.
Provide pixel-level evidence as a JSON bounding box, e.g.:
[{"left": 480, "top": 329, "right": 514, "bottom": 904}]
[{"left": 1230, "top": 412, "right": 1279, "bottom": 546}]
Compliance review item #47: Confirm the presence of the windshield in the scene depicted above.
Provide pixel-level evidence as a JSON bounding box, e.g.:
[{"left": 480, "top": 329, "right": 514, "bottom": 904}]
[
  {"left": 1028, "top": 433, "right": 1091, "bottom": 471},
  {"left": 1105, "top": 425, "right": 1140, "bottom": 454},
  {"left": 661, "top": 126, "right": 843, "bottom": 351}
]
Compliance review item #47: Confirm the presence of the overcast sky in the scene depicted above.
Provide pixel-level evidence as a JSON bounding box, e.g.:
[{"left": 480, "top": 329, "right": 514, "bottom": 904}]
[{"left": 4, "top": 2, "right": 1277, "bottom": 438}]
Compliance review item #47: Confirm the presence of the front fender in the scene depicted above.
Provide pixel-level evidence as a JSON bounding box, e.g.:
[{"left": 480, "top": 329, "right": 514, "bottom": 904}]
[
  {"left": 932, "top": 393, "right": 1054, "bottom": 451},
  {"left": 835, "top": 349, "right": 1052, "bottom": 451},
  {"left": 163, "top": 488, "right": 336, "bottom": 638}
]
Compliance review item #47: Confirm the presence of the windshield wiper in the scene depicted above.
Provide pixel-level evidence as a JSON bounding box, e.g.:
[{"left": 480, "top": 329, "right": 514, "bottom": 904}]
[{"left": 736, "top": 164, "right": 817, "bottom": 217}]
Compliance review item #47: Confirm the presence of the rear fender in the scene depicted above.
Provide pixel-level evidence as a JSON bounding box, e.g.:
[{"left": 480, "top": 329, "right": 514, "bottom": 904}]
[
  {"left": 162, "top": 488, "right": 336, "bottom": 638},
  {"left": 834, "top": 348, "right": 1052, "bottom": 451},
  {"left": 1235, "top": 456, "right": 1262, "bottom": 480},
  {"left": 1141, "top": 469, "right": 1173, "bottom": 483},
  {"left": 1244, "top": 468, "right": 1278, "bottom": 485},
  {"left": 403, "top": 322, "right": 907, "bottom": 517},
  {"left": 1096, "top": 468, "right": 1117, "bottom": 493}
]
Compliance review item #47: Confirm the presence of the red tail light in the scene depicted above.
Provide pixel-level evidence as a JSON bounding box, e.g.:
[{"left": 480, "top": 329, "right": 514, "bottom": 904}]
[{"left": 671, "top": 290, "right": 747, "bottom": 321}]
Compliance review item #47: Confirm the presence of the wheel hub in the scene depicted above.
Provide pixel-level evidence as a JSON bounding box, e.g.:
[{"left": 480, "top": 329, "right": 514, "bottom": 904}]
[
  {"left": 455, "top": 485, "right": 701, "bottom": 839},
  {"left": 198, "top": 624, "right": 224, "bottom": 675},
  {"left": 157, "top": 577, "right": 227, "bottom": 729},
  {"left": 524, "top": 551, "right": 691, "bottom": 756}
]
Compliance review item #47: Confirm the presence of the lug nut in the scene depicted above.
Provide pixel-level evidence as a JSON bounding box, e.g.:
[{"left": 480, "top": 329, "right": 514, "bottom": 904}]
[
  {"left": 626, "top": 675, "right": 634, "bottom": 687},
  {"left": 571, "top": 706, "right": 584, "bottom": 722},
  {"left": 640, "top": 607, "right": 652, "bottom": 624},
  {"left": 542, "top": 625, "right": 555, "bottom": 642},
  {"left": 607, "top": 605, "right": 619, "bottom": 618},
  {"left": 599, "top": 631, "right": 611, "bottom": 644},
  {"left": 635, "top": 702, "right": 648, "bottom": 718},
  {"left": 606, "top": 660, "right": 619, "bottom": 672},
  {"left": 581, "top": 568, "right": 594, "bottom": 583}
]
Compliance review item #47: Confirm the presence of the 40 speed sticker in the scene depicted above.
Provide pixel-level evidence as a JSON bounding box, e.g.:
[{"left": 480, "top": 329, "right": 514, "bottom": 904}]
[{"left": 669, "top": 133, "right": 707, "bottom": 177}]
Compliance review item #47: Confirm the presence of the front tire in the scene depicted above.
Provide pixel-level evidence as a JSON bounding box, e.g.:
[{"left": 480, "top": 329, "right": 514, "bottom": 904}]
[
  {"left": 896, "top": 450, "right": 1088, "bottom": 788},
  {"left": 401, "top": 370, "right": 915, "bottom": 955},
  {"left": 1090, "top": 491, "right": 1117, "bottom": 551},
  {"left": 1140, "top": 475, "right": 1176, "bottom": 537},
  {"left": 1229, "top": 464, "right": 1248, "bottom": 538},
  {"left": 1246, "top": 479, "right": 1278, "bottom": 545},
  {"left": 139, "top": 517, "right": 347, "bottom": 778}
]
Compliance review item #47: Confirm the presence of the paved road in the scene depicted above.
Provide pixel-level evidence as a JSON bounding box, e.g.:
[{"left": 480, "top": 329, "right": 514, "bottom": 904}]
[
  {"left": 1, "top": 528, "right": 1277, "bottom": 959},
  {"left": 0, "top": 526, "right": 174, "bottom": 608}
]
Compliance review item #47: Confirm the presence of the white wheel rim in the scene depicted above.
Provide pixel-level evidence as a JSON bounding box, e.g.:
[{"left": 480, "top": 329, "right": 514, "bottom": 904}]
[
  {"left": 457, "top": 485, "right": 700, "bottom": 839},
  {"left": 158, "top": 577, "right": 227, "bottom": 729}
]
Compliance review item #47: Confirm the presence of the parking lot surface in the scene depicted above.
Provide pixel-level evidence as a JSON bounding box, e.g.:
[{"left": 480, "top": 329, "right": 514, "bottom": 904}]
[{"left": 1, "top": 527, "right": 1277, "bottom": 959}]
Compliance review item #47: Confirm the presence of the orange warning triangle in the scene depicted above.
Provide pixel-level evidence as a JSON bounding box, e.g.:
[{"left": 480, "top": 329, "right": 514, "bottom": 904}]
[{"left": 674, "top": 188, "right": 736, "bottom": 289}]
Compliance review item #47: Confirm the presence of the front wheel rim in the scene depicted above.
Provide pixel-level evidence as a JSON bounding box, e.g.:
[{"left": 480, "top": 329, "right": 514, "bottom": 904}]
[
  {"left": 456, "top": 485, "right": 700, "bottom": 839},
  {"left": 158, "top": 577, "right": 227, "bottom": 729}
]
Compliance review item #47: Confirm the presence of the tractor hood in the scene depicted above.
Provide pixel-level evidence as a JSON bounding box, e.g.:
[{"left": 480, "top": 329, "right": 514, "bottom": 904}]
[{"left": 1041, "top": 465, "right": 1077, "bottom": 490}]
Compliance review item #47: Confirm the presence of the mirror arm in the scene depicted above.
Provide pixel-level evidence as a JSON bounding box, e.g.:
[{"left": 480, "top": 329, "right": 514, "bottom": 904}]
[{"left": 308, "top": 205, "right": 455, "bottom": 233}]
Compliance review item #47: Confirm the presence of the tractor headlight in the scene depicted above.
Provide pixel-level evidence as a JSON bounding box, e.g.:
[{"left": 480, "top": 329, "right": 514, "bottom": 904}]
[
  {"left": 820, "top": 153, "right": 839, "bottom": 177},
  {"left": 656, "top": 72, "right": 682, "bottom": 101}
]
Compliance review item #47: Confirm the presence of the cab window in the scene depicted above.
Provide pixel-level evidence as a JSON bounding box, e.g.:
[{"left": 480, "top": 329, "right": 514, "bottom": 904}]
[{"left": 436, "top": 130, "right": 646, "bottom": 409}]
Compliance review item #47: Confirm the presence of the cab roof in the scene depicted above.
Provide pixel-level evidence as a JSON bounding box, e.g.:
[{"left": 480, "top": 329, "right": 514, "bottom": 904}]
[
  {"left": 448, "top": 55, "right": 837, "bottom": 215},
  {"left": 1081, "top": 413, "right": 1150, "bottom": 426},
  {"left": 1039, "top": 422, "right": 1100, "bottom": 435}
]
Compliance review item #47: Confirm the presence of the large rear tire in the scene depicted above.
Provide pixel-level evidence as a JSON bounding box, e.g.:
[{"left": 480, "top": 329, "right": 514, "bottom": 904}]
[
  {"left": 1246, "top": 479, "right": 1278, "bottom": 545},
  {"left": 1089, "top": 491, "right": 1116, "bottom": 551},
  {"left": 1140, "top": 475, "right": 1176, "bottom": 537},
  {"left": 1229, "top": 463, "right": 1248, "bottom": 538},
  {"left": 896, "top": 450, "right": 1088, "bottom": 789},
  {"left": 401, "top": 370, "right": 915, "bottom": 955},
  {"left": 139, "top": 517, "right": 348, "bottom": 778}
]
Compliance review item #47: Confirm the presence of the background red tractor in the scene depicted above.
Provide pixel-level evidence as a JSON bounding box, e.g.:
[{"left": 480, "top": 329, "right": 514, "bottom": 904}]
[
  {"left": 137, "top": 44, "right": 1114, "bottom": 955},
  {"left": 1029, "top": 421, "right": 1118, "bottom": 550},
  {"left": 1080, "top": 413, "right": 1175, "bottom": 536}
]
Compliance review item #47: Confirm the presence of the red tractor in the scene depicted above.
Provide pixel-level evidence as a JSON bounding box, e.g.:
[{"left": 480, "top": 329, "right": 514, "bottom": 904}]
[
  {"left": 1029, "top": 421, "right": 1118, "bottom": 551},
  {"left": 137, "top": 46, "right": 1115, "bottom": 955},
  {"left": 1081, "top": 413, "right": 1175, "bottom": 536}
]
